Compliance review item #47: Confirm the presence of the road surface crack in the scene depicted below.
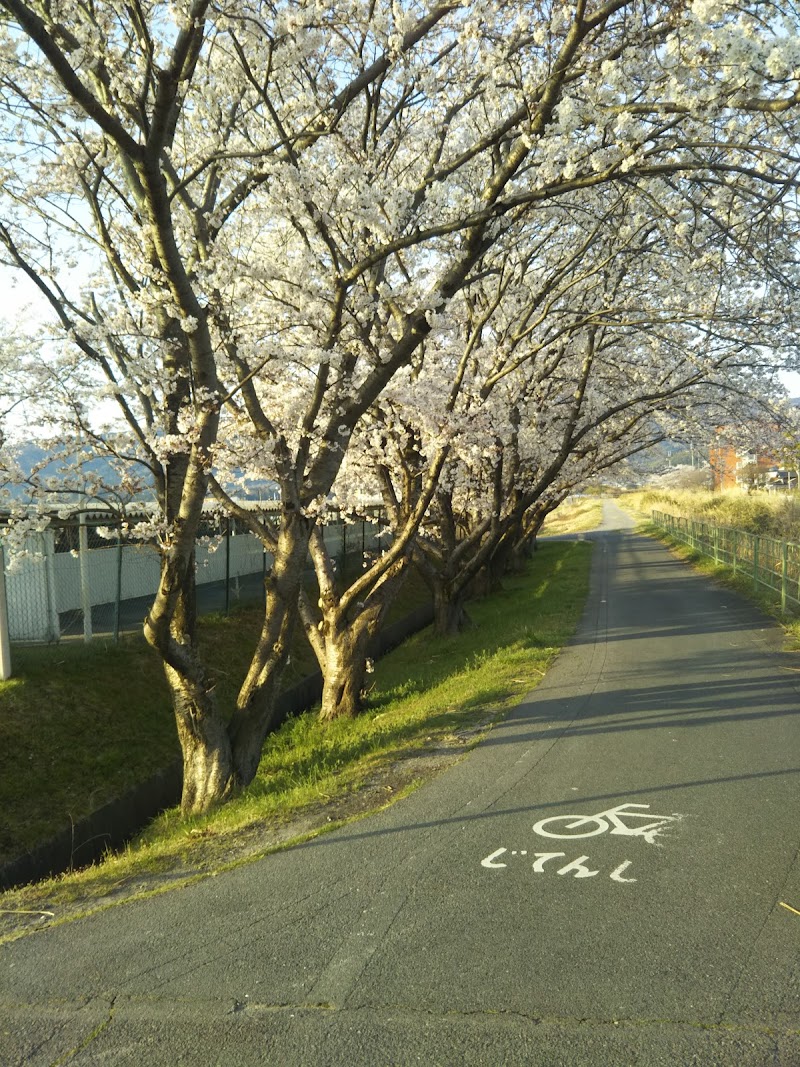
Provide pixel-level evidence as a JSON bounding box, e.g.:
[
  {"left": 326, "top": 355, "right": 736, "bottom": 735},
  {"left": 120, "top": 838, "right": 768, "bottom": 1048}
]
[
  {"left": 47, "top": 996, "right": 116, "bottom": 1067},
  {"left": 721, "top": 842, "right": 800, "bottom": 1023}
]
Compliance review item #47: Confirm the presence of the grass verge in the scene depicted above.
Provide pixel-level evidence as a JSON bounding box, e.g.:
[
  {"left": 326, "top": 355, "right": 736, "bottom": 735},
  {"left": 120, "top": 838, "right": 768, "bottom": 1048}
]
[
  {"left": 0, "top": 640, "right": 178, "bottom": 864},
  {"left": 0, "top": 566, "right": 429, "bottom": 866},
  {"left": 0, "top": 539, "right": 592, "bottom": 935}
]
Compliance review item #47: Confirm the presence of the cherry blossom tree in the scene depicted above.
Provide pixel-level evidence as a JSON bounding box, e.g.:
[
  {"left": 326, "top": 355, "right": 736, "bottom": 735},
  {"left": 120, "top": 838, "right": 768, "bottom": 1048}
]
[
  {"left": 283, "top": 133, "right": 800, "bottom": 717},
  {"left": 1, "top": 0, "right": 799, "bottom": 810},
  {"left": 293, "top": 312, "right": 472, "bottom": 721},
  {"left": 381, "top": 183, "right": 800, "bottom": 635}
]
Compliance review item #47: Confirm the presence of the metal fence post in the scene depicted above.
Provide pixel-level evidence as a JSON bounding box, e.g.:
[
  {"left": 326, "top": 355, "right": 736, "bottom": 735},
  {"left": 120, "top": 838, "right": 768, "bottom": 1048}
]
[
  {"left": 731, "top": 529, "right": 737, "bottom": 574},
  {"left": 113, "top": 528, "right": 123, "bottom": 642},
  {"left": 0, "top": 546, "right": 12, "bottom": 680},
  {"left": 782, "top": 541, "right": 789, "bottom": 612},
  {"left": 225, "top": 516, "right": 231, "bottom": 614},
  {"left": 79, "top": 513, "right": 92, "bottom": 643},
  {"left": 753, "top": 536, "right": 760, "bottom": 594},
  {"left": 44, "top": 530, "right": 60, "bottom": 642}
]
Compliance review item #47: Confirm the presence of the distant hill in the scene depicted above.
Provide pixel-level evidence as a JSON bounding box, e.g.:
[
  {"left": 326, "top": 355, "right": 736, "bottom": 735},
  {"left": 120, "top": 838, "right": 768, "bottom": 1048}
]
[
  {"left": 1, "top": 442, "right": 277, "bottom": 506},
  {"left": 1, "top": 442, "right": 148, "bottom": 502}
]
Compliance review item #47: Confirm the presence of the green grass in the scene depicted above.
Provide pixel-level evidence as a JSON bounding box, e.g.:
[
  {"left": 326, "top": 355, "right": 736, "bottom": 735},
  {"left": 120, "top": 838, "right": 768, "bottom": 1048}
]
[
  {"left": 0, "top": 640, "right": 178, "bottom": 863},
  {"left": 0, "top": 567, "right": 431, "bottom": 866},
  {"left": 0, "top": 540, "right": 592, "bottom": 914}
]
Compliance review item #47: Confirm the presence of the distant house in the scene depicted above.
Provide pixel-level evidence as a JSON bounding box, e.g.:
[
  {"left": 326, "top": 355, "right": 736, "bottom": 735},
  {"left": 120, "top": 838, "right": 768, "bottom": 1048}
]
[
  {"left": 709, "top": 443, "right": 763, "bottom": 490},
  {"left": 709, "top": 399, "right": 800, "bottom": 490},
  {"left": 709, "top": 443, "right": 796, "bottom": 491}
]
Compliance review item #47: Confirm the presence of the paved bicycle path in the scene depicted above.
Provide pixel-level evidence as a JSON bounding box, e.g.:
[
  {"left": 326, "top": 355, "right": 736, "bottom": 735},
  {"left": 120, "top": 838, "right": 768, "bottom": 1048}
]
[{"left": 2, "top": 501, "right": 799, "bottom": 1065}]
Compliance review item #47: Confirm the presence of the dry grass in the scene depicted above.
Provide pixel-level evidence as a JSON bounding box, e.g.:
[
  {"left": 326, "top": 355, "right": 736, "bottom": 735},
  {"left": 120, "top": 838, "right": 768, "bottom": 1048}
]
[
  {"left": 622, "top": 487, "right": 800, "bottom": 540},
  {"left": 540, "top": 496, "right": 604, "bottom": 535}
]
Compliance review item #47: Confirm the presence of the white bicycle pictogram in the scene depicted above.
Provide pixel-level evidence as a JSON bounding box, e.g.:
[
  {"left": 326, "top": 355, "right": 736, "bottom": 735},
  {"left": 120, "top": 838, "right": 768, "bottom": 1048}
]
[{"left": 533, "top": 802, "right": 683, "bottom": 845}]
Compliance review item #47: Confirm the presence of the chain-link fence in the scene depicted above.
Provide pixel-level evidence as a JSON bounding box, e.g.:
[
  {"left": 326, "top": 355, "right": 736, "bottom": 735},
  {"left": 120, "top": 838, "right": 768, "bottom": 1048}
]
[
  {"left": 651, "top": 509, "right": 800, "bottom": 613},
  {"left": 1, "top": 508, "right": 386, "bottom": 645}
]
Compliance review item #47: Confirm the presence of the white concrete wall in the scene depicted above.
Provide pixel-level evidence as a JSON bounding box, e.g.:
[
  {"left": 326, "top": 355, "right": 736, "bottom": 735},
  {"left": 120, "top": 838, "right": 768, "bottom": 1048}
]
[
  {"left": 2, "top": 519, "right": 381, "bottom": 642},
  {"left": 4, "top": 543, "right": 57, "bottom": 642}
]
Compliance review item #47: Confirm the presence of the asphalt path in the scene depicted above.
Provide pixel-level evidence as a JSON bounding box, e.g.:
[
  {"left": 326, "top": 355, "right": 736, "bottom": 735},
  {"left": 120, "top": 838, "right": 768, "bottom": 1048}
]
[{"left": 2, "top": 500, "right": 799, "bottom": 1066}]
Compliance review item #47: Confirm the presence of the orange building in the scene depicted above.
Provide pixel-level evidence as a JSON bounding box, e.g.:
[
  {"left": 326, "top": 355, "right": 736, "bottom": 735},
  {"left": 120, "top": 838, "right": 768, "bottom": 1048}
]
[{"left": 708, "top": 442, "right": 780, "bottom": 491}]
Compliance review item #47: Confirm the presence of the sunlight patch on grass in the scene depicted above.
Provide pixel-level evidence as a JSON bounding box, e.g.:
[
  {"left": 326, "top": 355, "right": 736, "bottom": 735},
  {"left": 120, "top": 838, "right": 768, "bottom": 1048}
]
[{"left": 540, "top": 497, "right": 603, "bottom": 536}]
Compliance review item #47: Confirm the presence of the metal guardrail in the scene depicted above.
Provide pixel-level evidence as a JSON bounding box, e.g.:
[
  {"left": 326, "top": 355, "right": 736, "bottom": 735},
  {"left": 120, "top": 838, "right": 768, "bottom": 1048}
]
[{"left": 651, "top": 510, "right": 800, "bottom": 613}]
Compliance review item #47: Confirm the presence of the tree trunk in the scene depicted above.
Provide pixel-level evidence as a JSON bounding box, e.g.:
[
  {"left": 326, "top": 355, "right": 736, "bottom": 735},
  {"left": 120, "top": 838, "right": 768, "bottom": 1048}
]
[
  {"left": 432, "top": 582, "right": 470, "bottom": 637},
  {"left": 147, "top": 530, "right": 235, "bottom": 816},
  {"left": 469, "top": 566, "right": 493, "bottom": 599},
  {"left": 167, "top": 663, "right": 235, "bottom": 815},
  {"left": 506, "top": 541, "right": 528, "bottom": 573},
  {"left": 318, "top": 621, "right": 371, "bottom": 721},
  {"left": 228, "top": 509, "right": 312, "bottom": 787},
  {"left": 474, "top": 543, "right": 512, "bottom": 596},
  {"left": 300, "top": 544, "right": 410, "bottom": 722}
]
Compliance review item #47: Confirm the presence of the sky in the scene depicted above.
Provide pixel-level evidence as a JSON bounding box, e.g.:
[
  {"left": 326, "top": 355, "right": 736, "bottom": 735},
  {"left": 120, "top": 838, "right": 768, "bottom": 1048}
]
[{"left": 781, "top": 371, "right": 800, "bottom": 398}]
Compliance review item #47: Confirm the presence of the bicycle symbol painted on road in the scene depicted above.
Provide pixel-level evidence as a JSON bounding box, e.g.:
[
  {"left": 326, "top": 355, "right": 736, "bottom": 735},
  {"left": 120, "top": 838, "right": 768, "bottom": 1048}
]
[
  {"left": 533, "top": 802, "right": 684, "bottom": 845},
  {"left": 479, "top": 800, "right": 688, "bottom": 886}
]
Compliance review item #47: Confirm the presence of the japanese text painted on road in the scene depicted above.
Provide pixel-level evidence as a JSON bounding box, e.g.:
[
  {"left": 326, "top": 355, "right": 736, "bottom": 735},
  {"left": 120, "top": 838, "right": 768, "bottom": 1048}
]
[{"left": 480, "top": 801, "right": 686, "bottom": 885}]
